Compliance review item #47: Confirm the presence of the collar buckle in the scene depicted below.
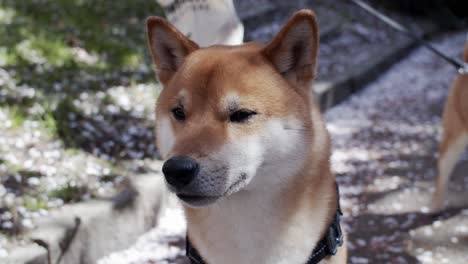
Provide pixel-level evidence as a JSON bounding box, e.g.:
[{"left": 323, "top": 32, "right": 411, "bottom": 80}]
[{"left": 326, "top": 211, "right": 344, "bottom": 256}]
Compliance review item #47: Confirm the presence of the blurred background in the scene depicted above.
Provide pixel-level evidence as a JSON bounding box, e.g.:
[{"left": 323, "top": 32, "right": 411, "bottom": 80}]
[{"left": 0, "top": 0, "right": 467, "bottom": 263}]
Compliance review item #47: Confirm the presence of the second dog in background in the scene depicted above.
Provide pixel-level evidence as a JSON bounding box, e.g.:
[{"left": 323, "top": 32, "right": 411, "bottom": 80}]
[{"left": 431, "top": 35, "right": 468, "bottom": 212}]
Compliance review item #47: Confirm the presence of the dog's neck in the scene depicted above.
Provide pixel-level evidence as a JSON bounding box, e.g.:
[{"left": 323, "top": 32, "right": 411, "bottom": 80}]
[{"left": 184, "top": 118, "right": 337, "bottom": 264}]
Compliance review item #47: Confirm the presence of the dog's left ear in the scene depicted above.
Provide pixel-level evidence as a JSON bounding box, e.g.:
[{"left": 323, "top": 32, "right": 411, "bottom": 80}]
[
  {"left": 262, "top": 10, "right": 319, "bottom": 87},
  {"left": 146, "top": 16, "right": 199, "bottom": 86}
]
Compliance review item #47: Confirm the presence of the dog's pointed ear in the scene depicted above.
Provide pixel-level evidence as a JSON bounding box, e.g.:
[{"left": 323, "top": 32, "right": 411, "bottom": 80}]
[
  {"left": 146, "top": 17, "right": 199, "bottom": 85},
  {"left": 262, "top": 10, "right": 319, "bottom": 87}
]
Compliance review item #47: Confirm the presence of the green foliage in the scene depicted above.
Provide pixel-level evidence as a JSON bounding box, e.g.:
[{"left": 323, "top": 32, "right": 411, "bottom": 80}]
[
  {"left": 7, "top": 106, "right": 28, "bottom": 128},
  {"left": 0, "top": 0, "right": 164, "bottom": 142},
  {"left": 23, "top": 196, "right": 48, "bottom": 211},
  {"left": 0, "top": 0, "right": 164, "bottom": 68},
  {"left": 2, "top": 103, "right": 58, "bottom": 136},
  {"left": 50, "top": 184, "right": 88, "bottom": 203},
  {"left": 52, "top": 98, "right": 83, "bottom": 148},
  {"left": 37, "top": 103, "right": 58, "bottom": 136}
]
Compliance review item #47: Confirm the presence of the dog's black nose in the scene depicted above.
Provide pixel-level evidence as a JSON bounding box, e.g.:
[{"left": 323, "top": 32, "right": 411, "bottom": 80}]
[{"left": 162, "top": 156, "right": 199, "bottom": 189}]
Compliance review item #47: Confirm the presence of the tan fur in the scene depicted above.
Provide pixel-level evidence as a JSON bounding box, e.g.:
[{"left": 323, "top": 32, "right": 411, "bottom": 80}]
[
  {"left": 147, "top": 9, "right": 347, "bottom": 263},
  {"left": 464, "top": 36, "right": 468, "bottom": 62},
  {"left": 431, "top": 36, "right": 468, "bottom": 212}
]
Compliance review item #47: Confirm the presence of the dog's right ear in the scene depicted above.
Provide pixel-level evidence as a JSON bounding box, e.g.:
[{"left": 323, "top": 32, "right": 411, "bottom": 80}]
[
  {"left": 146, "top": 17, "right": 199, "bottom": 85},
  {"left": 262, "top": 10, "right": 319, "bottom": 88}
]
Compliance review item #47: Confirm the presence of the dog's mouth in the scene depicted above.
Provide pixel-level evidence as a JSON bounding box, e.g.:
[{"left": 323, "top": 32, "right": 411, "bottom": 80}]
[
  {"left": 176, "top": 194, "right": 221, "bottom": 207},
  {"left": 224, "top": 176, "right": 247, "bottom": 196},
  {"left": 176, "top": 174, "right": 249, "bottom": 207}
]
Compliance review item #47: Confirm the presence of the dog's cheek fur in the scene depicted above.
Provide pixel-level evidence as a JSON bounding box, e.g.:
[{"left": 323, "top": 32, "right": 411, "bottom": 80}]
[
  {"left": 212, "top": 133, "right": 264, "bottom": 194},
  {"left": 213, "top": 117, "right": 309, "bottom": 193},
  {"left": 156, "top": 116, "right": 176, "bottom": 159},
  {"left": 252, "top": 118, "right": 310, "bottom": 188}
]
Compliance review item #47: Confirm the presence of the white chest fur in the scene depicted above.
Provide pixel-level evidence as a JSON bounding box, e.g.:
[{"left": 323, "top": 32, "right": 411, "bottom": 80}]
[{"left": 186, "top": 188, "right": 331, "bottom": 264}]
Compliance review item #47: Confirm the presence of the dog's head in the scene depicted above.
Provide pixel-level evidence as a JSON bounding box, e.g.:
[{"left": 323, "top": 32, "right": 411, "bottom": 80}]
[{"left": 147, "top": 10, "right": 319, "bottom": 207}]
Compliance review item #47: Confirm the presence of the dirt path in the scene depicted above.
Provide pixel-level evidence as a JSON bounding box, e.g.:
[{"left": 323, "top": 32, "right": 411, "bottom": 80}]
[{"left": 326, "top": 31, "right": 468, "bottom": 264}]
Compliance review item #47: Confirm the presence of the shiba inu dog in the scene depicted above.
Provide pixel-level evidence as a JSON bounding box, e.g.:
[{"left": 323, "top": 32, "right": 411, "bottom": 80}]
[
  {"left": 431, "top": 35, "right": 468, "bottom": 212},
  {"left": 146, "top": 9, "right": 347, "bottom": 264}
]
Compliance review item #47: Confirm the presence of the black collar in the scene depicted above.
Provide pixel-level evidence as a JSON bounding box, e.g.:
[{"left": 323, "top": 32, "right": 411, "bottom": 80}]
[{"left": 186, "top": 183, "right": 344, "bottom": 264}]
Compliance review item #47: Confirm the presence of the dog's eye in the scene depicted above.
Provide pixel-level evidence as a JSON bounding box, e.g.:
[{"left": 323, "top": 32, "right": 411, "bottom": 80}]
[
  {"left": 229, "top": 110, "right": 257, "bottom": 123},
  {"left": 172, "top": 107, "right": 185, "bottom": 121}
]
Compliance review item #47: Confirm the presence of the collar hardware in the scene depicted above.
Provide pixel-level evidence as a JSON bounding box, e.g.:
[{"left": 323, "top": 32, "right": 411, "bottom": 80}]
[{"left": 326, "top": 211, "right": 343, "bottom": 256}]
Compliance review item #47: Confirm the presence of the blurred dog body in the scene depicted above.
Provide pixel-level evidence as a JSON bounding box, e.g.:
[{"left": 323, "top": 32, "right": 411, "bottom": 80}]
[
  {"left": 146, "top": 9, "right": 346, "bottom": 264},
  {"left": 157, "top": 0, "right": 244, "bottom": 46},
  {"left": 431, "top": 35, "right": 468, "bottom": 211}
]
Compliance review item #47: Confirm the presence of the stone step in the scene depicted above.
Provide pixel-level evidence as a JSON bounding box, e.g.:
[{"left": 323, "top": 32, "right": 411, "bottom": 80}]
[{"left": 2, "top": 174, "right": 167, "bottom": 264}]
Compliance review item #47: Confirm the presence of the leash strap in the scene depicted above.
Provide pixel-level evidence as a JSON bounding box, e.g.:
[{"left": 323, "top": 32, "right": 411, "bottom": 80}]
[
  {"left": 350, "top": 0, "right": 468, "bottom": 75},
  {"left": 186, "top": 183, "right": 344, "bottom": 264}
]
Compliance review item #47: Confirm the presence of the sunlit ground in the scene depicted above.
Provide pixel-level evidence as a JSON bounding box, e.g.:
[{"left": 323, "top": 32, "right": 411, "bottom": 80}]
[{"left": 325, "top": 31, "right": 468, "bottom": 263}]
